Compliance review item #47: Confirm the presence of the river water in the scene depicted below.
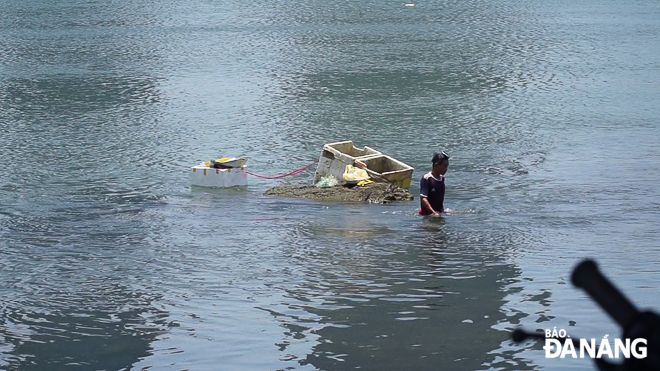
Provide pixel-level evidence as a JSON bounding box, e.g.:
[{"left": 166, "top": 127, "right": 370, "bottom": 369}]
[{"left": 1, "top": 0, "right": 659, "bottom": 370}]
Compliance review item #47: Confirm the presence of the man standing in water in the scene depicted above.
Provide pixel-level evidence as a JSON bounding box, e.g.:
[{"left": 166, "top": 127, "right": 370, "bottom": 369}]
[{"left": 419, "top": 151, "right": 449, "bottom": 217}]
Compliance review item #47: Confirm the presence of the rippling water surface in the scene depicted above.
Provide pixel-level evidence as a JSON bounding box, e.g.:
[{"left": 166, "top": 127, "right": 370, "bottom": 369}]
[{"left": 1, "top": 0, "right": 659, "bottom": 370}]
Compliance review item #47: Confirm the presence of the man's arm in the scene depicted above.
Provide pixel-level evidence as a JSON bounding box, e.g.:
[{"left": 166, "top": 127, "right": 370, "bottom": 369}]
[
  {"left": 420, "top": 177, "right": 440, "bottom": 216},
  {"left": 421, "top": 196, "right": 438, "bottom": 215}
]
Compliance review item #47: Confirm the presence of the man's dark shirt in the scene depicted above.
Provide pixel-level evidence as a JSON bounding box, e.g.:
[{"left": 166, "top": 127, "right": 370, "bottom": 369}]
[{"left": 419, "top": 172, "right": 445, "bottom": 215}]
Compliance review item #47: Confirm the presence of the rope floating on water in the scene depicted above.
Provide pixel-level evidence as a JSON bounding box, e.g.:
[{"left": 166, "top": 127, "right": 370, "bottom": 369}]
[{"left": 246, "top": 160, "right": 318, "bottom": 179}]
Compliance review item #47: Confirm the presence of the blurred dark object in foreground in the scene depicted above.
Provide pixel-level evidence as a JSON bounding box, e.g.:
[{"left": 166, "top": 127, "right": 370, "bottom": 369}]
[{"left": 512, "top": 259, "right": 660, "bottom": 371}]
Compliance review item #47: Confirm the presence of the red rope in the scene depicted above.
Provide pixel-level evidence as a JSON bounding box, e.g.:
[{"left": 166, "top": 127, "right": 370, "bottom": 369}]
[{"left": 246, "top": 160, "right": 318, "bottom": 179}]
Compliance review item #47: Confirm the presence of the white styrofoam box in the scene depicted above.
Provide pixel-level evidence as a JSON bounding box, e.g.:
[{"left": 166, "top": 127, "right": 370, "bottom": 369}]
[{"left": 190, "top": 163, "right": 248, "bottom": 188}]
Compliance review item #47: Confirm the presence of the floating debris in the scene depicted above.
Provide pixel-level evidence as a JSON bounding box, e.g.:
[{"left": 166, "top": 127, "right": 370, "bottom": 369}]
[
  {"left": 314, "top": 140, "right": 414, "bottom": 189},
  {"left": 264, "top": 183, "right": 414, "bottom": 204}
]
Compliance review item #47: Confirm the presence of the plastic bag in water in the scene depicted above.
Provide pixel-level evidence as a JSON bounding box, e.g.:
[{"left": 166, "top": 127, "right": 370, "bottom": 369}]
[
  {"left": 343, "top": 164, "right": 370, "bottom": 181},
  {"left": 316, "top": 174, "right": 338, "bottom": 188}
]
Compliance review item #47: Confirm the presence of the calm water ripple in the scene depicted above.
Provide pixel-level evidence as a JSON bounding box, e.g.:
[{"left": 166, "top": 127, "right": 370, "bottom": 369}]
[{"left": 1, "top": 0, "right": 660, "bottom": 370}]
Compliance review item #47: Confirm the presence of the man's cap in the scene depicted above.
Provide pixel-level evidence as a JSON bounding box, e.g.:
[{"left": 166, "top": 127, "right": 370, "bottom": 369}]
[{"left": 432, "top": 151, "right": 450, "bottom": 164}]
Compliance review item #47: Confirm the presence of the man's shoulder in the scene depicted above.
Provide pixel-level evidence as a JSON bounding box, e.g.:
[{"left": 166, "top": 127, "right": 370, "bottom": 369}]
[{"left": 422, "top": 172, "right": 443, "bottom": 181}]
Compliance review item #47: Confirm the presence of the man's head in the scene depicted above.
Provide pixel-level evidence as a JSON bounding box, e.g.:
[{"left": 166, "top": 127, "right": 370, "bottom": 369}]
[{"left": 432, "top": 151, "right": 450, "bottom": 175}]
